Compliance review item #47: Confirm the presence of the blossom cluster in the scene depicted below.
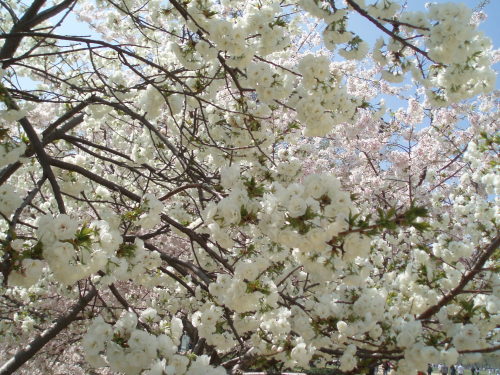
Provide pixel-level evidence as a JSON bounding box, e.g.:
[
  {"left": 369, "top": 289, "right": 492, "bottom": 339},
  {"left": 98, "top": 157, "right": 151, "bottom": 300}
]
[
  {"left": 0, "top": 0, "right": 498, "bottom": 374},
  {"left": 82, "top": 312, "right": 226, "bottom": 375}
]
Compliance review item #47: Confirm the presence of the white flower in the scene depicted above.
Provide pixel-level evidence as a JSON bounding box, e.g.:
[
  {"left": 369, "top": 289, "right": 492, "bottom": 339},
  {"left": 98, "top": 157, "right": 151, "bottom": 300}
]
[
  {"left": 339, "top": 41, "right": 369, "bottom": 60},
  {"left": 45, "top": 241, "right": 75, "bottom": 264},
  {"left": 421, "top": 346, "right": 440, "bottom": 363},
  {"left": 217, "top": 196, "right": 241, "bottom": 225},
  {"left": 234, "top": 259, "right": 260, "bottom": 281},
  {"left": 343, "top": 233, "right": 372, "bottom": 261},
  {"left": 170, "top": 317, "right": 183, "bottom": 344},
  {"left": 139, "top": 85, "right": 164, "bottom": 120},
  {"left": 157, "top": 334, "right": 176, "bottom": 357},
  {"left": 287, "top": 195, "right": 308, "bottom": 218},
  {"left": 20, "top": 316, "right": 35, "bottom": 332},
  {"left": 144, "top": 360, "right": 168, "bottom": 375},
  {"left": 0, "top": 184, "right": 23, "bottom": 217},
  {"left": 52, "top": 215, "right": 79, "bottom": 241},
  {"left": 453, "top": 324, "right": 480, "bottom": 350},
  {"left": 304, "top": 174, "right": 328, "bottom": 199},
  {"left": 339, "top": 344, "right": 357, "bottom": 371},
  {"left": 187, "top": 355, "right": 212, "bottom": 375},
  {"left": 220, "top": 164, "right": 240, "bottom": 189},
  {"left": 140, "top": 308, "right": 159, "bottom": 323},
  {"left": 369, "top": 324, "right": 382, "bottom": 339},
  {"left": 291, "top": 339, "right": 313, "bottom": 367},
  {"left": 115, "top": 311, "right": 138, "bottom": 335},
  {"left": 441, "top": 347, "right": 459, "bottom": 365},
  {"left": 8, "top": 259, "right": 44, "bottom": 288}
]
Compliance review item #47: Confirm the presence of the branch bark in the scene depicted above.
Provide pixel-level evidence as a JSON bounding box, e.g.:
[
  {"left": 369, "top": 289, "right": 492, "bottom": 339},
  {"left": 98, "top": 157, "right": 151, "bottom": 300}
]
[
  {"left": 417, "top": 234, "right": 500, "bottom": 320},
  {"left": 344, "top": 0, "right": 435, "bottom": 62},
  {"left": 0, "top": 0, "right": 77, "bottom": 68},
  {"left": 0, "top": 287, "right": 97, "bottom": 375}
]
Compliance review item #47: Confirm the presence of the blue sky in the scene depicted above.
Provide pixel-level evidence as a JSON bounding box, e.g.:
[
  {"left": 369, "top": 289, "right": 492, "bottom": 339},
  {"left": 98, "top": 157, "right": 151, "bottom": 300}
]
[
  {"left": 349, "top": 0, "right": 500, "bottom": 48},
  {"left": 28, "top": 0, "right": 500, "bottom": 93},
  {"left": 60, "top": 0, "right": 500, "bottom": 74},
  {"left": 347, "top": 0, "right": 500, "bottom": 92},
  {"left": 411, "top": 0, "right": 500, "bottom": 49},
  {"left": 58, "top": 0, "right": 500, "bottom": 47}
]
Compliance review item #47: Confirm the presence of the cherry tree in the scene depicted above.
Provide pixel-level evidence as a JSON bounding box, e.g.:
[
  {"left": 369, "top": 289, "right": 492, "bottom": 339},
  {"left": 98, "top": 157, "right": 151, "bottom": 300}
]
[{"left": 0, "top": 0, "right": 498, "bottom": 374}]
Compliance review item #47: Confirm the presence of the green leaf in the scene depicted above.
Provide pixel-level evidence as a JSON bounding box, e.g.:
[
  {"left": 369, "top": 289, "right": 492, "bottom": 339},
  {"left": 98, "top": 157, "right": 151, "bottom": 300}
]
[
  {"left": 22, "top": 241, "right": 44, "bottom": 260},
  {"left": 244, "top": 177, "right": 265, "bottom": 198},
  {"left": 75, "top": 224, "right": 94, "bottom": 247},
  {"left": 246, "top": 280, "right": 270, "bottom": 295},
  {"left": 117, "top": 243, "right": 136, "bottom": 258}
]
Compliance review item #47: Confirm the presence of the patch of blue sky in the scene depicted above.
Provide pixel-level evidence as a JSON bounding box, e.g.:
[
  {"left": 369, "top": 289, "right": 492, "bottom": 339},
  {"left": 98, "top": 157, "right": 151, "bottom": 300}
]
[
  {"left": 348, "top": 0, "right": 499, "bottom": 145},
  {"left": 350, "top": 0, "right": 499, "bottom": 50},
  {"left": 8, "top": 0, "right": 499, "bottom": 109},
  {"left": 338, "top": 0, "right": 499, "bottom": 177},
  {"left": 55, "top": 9, "right": 96, "bottom": 37}
]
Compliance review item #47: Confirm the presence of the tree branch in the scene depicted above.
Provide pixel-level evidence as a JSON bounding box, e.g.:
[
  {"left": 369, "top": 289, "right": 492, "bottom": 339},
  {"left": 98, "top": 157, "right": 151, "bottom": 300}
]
[
  {"left": 344, "top": 0, "right": 435, "bottom": 63},
  {"left": 417, "top": 234, "right": 500, "bottom": 320},
  {"left": 0, "top": 287, "right": 97, "bottom": 375},
  {"left": 0, "top": 0, "right": 77, "bottom": 68}
]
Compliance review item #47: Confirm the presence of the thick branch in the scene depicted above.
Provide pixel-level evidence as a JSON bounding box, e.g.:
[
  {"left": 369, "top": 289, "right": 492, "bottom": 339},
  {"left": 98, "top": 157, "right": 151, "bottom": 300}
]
[
  {"left": 23, "top": 0, "right": 76, "bottom": 30},
  {"left": 0, "top": 103, "right": 86, "bottom": 186},
  {"left": 0, "top": 0, "right": 47, "bottom": 63},
  {"left": 0, "top": 0, "right": 77, "bottom": 68},
  {"left": 48, "top": 157, "right": 141, "bottom": 202},
  {"left": 344, "top": 0, "right": 435, "bottom": 62},
  {"left": 0, "top": 287, "right": 97, "bottom": 375},
  {"left": 417, "top": 234, "right": 500, "bottom": 320},
  {"left": 0, "top": 87, "right": 66, "bottom": 212},
  {"left": 41, "top": 98, "right": 93, "bottom": 140},
  {"left": 18, "top": 117, "right": 66, "bottom": 213}
]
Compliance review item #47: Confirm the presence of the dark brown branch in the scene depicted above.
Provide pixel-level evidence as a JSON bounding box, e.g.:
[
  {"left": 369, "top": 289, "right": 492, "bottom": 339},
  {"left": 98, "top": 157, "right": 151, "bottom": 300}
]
[
  {"left": 159, "top": 183, "right": 219, "bottom": 201},
  {"left": 0, "top": 0, "right": 47, "bottom": 64},
  {"left": 0, "top": 0, "right": 77, "bottom": 68},
  {"left": 18, "top": 116, "right": 66, "bottom": 213},
  {"left": 0, "top": 86, "right": 66, "bottom": 213},
  {"left": 344, "top": 0, "right": 435, "bottom": 63},
  {"left": 23, "top": 0, "right": 76, "bottom": 30},
  {"left": 0, "top": 105, "right": 86, "bottom": 186},
  {"left": 417, "top": 234, "right": 500, "bottom": 320},
  {"left": 459, "top": 344, "right": 500, "bottom": 354},
  {"left": 41, "top": 98, "right": 94, "bottom": 139},
  {"left": 159, "top": 266, "right": 196, "bottom": 295},
  {"left": 0, "top": 287, "right": 97, "bottom": 375},
  {"left": 48, "top": 157, "right": 141, "bottom": 202},
  {"left": 143, "top": 242, "right": 211, "bottom": 285},
  {"left": 0, "top": 0, "right": 19, "bottom": 23}
]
